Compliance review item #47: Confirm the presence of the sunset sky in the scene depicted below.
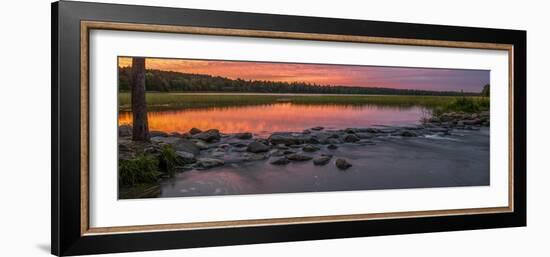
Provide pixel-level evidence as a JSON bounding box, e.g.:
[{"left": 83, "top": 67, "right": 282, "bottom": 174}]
[{"left": 119, "top": 57, "right": 489, "bottom": 92}]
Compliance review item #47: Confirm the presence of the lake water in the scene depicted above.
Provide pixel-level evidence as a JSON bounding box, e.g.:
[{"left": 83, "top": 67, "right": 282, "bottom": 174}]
[{"left": 119, "top": 103, "right": 426, "bottom": 136}]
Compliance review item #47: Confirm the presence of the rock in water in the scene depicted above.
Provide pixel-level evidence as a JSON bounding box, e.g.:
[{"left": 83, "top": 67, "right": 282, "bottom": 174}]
[
  {"left": 270, "top": 157, "right": 290, "bottom": 165},
  {"left": 302, "top": 144, "right": 320, "bottom": 152},
  {"left": 400, "top": 131, "right": 417, "bottom": 137},
  {"left": 189, "top": 127, "right": 202, "bottom": 135},
  {"left": 246, "top": 141, "right": 270, "bottom": 153},
  {"left": 313, "top": 155, "right": 332, "bottom": 166},
  {"left": 335, "top": 158, "right": 352, "bottom": 170},
  {"left": 311, "top": 126, "right": 324, "bottom": 131},
  {"left": 287, "top": 153, "right": 313, "bottom": 161},
  {"left": 327, "top": 144, "right": 338, "bottom": 149},
  {"left": 196, "top": 158, "right": 224, "bottom": 169},
  {"left": 343, "top": 134, "right": 360, "bottom": 142},
  {"left": 192, "top": 129, "right": 221, "bottom": 142},
  {"left": 172, "top": 138, "right": 200, "bottom": 155},
  {"left": 175, "top": 151, "right": 196, "bottom": 164},
  {"left": 268, "top": 133, "right": 308, "bottom": 145},
  {"left": 118, "top": 125, "right": 132, "bottom": 137},
  {"left": 149, "top": 131, "right": 168, "bottom": 137},
  {"left": 234, "top": 132, "right": 253, "bottom": 139}
]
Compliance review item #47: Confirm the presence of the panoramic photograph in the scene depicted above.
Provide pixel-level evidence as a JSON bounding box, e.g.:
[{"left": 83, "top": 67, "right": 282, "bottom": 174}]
[{"left": 117, "top": 56, "right": 490, "bottom": 199}]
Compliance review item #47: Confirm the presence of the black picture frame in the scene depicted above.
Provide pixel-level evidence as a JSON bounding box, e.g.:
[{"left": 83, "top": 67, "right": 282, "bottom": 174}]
[{"left": 51, "top": 1, "right": 526, "bottom": 256}]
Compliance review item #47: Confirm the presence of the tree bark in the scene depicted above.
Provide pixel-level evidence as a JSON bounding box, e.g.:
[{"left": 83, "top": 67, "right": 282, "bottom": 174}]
[{"left": 130, "top": 57, "right": 149, "bottom": 141}]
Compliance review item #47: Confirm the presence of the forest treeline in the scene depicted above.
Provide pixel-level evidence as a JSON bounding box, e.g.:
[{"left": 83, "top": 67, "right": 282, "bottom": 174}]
[{"left": 118, "top": 67, "right": 487, "bottom": 96}]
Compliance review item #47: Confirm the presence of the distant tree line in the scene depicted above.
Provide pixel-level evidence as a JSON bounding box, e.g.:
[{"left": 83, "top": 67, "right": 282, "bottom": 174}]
[{"left": 118, "top": 67, "right": 484, "bottom": 96}]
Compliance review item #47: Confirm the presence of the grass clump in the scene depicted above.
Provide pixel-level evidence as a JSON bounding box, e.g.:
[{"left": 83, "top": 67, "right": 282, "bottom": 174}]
[
  {"left": 432, "top": 96, "right": 489, "bottom": 116},
  {"left": 157, "top": 145, "right": 179, "bottom": 178},
  {"left": 119, "top": 154, "right": 161, "bottom": 186}
]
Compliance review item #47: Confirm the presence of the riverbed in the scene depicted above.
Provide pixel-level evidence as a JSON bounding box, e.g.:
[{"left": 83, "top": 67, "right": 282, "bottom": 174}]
[{"left": 157, "top": 127, "right": 489, "bottom": 198}]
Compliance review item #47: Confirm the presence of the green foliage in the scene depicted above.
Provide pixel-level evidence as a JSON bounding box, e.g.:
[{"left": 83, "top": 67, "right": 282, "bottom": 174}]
[
  {"left": 481, "top": 84, "right": 490, "bottom": 97},
  {"left": 118, "top": 67, "right": 481, "bottom": 96},
  {"left": 157, "top": 145, "right": 179, "bottom": 178},
  {"left": 119, "top": 154, "right": 160, "bottom": 186},
  {"left": 432, "top": 96, "right": 490, "bottom": 116},
  {"left": 119, "top": 92, "right": 487, "bottom": 112}
]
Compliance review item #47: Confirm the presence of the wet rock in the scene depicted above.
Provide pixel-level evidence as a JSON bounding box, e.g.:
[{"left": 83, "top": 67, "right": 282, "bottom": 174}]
[
  {"left": 234, "top": 132, "right": 253, "bottom": 139},
  {"left": 365, "top": 128, "right": 381, "bottom": 133},
  {"left": 302, "top": 144, "right": 320, "bottom": 152},
  {"left": 463, "top": 119, "right": 482, "bottom": 125},
  {"left": 196, "top": 158, "right": 224, "bottom": 169},
  {"left": 192, "top": 140, "right": 209, "bottom": 150},
  {"left": 344, "top": 128, "right": 357, "bottom": 134},
  {"left": 268, "top": 133, "right": 309, "bottom": 146},
  {"left": 175, "top": 151, "right": 196, "bottom": 164},
  {"left": 283, "top": 150, "right": 296, "bottom": 155},
  {"left": 150, "top": 131, "right": 168, "bottom": 137},
  {"left": 247, "top": 141, "right": 270, "bottom": 153},
  {"left": 153, "top": 138, "right": 200, "bottom": 155},
  {"left": 189, "top": 127, "right": 202, "bottom": 135},
  {"left": 343, "top": 134, "right": 360, "bottom": 142},
  {"left": 313, "top": 155, "right": 332, "bottom": 166},
  {"left": 327, "top": 144, "right": 338, "bottom": 150},
  {"left": 150, "top": 136, "right": 180, "bottom": 145},
  {"left": 287, "top": 153, "right": 313, "bottom": 161},
  {"left": 192, "top": 129, "right": 221, "bottom": 142},
  {"left": 335, "top": 158, "right": 352, "bottom": 170},
  {"left": 327, "top": 138, "right": 341, "bottom": 144},
  {"left": 428, "top": 127, "right": 449, "bottom": 133},
  {"left": 270, "top": 157, "right": 290, "bottom": 165},
  {"left": 302, "top": 129, "right": 311, "bottom": 134},
  {"left": 118, "top": 125, "right": 132, "bottom": 137},
  {"left": 270, "top": 150, "right": 286, "bottom": 157},
  {"left": 311, "top": 126, "right": 324, "bottom": 131},
  {"left": 400, "top": 131, "right": 417, "bottom": 137},
  {"left": 355, "top": 132, "right": 374, "bottom": 139},
  {"left": 275, "top": 144, "right": 289, "bottom": 150},
  {"left": 244, "top": 153, "right": 268, "bottom": 161}
]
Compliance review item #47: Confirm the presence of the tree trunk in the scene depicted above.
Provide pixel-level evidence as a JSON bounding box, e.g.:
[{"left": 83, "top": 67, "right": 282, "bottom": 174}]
[{"left": 130, "top": 57, "right": 149, "bottom": 141}]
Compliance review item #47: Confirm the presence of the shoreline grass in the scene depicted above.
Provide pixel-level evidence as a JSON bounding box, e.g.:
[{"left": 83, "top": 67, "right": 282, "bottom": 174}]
[{"left": 119, "top": 92, "right": 489, "bottom": 112}]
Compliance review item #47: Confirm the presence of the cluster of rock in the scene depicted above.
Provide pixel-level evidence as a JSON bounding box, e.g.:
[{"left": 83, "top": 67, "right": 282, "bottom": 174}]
[
  {"left": 424, "top": 111, "right": 490, "bottom": 129},
  {"left": 118, "top": 111, "right": 488, "bottom": 173}
]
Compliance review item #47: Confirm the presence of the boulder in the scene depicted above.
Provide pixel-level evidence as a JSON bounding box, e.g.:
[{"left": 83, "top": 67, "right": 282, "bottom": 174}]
[
  {"left": 327, "top": 144, "right": 338, "bottom": 150},
  {"left": 192, "top": 129, "right": 221, "bottom": 142},
  {"left": 400, "top": 131, "right": 417, "bottom": 137},
  {"left": 244, "top": 153, "right": 268, "bottom": 161},
  {"left": 355, "top": 132, "right": 374, "bottom": 139},
  {"left": 118, "top": 125, "right": 132, "bottom": 137},
  {"left": 313, "top": 155, "right": 332, "bottom": 166},
  {"left": 189, "top": 127, "right": 202, "bottom": 135},
  {"left": 287, "top": 153, "right": 313, "bottom": 161},
  {"left": 302, "top": 144, "right": 320, "bottom": 152},
  {"left": 149, "top": 130, "right": 168, "bottom": 137},
  {"left": 268, "top": 133, "right": 308, "bottom": 145},
  {"left": 270, "top": 157, "right": 290, "bottom": 165},
  {"left": 246, "top": 141, "right": 270, "bottom": 153},
  {"left": 335, "top": 158, "right": 352, "bottom": 170},
  {"left": 195, "top": 158, "right": 224, "bottom": 169},
  {"left": 234, "top": 132, "right": 253, "bottom": 139},
  {"left": 193, "top": 140, "right": 209, "bottom": 150},
  {"left": 344, "top": 128, "right": 357, "bottom": 134},
  {"left": 343, "top": 134, "right": 360, "bottom": 142},
  {"left": 175, "top": 151, "right": 197, "bottom": 164}
]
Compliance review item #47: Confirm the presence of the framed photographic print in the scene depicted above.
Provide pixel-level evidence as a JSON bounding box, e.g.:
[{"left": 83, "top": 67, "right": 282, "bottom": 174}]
[{"left": 51, "top": 1, "right": 526, "bottom": 256}]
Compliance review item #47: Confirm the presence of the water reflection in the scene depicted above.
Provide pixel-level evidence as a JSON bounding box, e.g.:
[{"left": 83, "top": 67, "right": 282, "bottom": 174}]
[{"left": 119, "top": 103, "right": 425, "bottom": 136}]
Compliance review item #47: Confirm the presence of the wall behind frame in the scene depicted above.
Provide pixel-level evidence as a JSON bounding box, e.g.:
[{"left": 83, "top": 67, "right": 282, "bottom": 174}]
[{"left": 0, "top": 0, "right": 546, "bottom": 257}]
